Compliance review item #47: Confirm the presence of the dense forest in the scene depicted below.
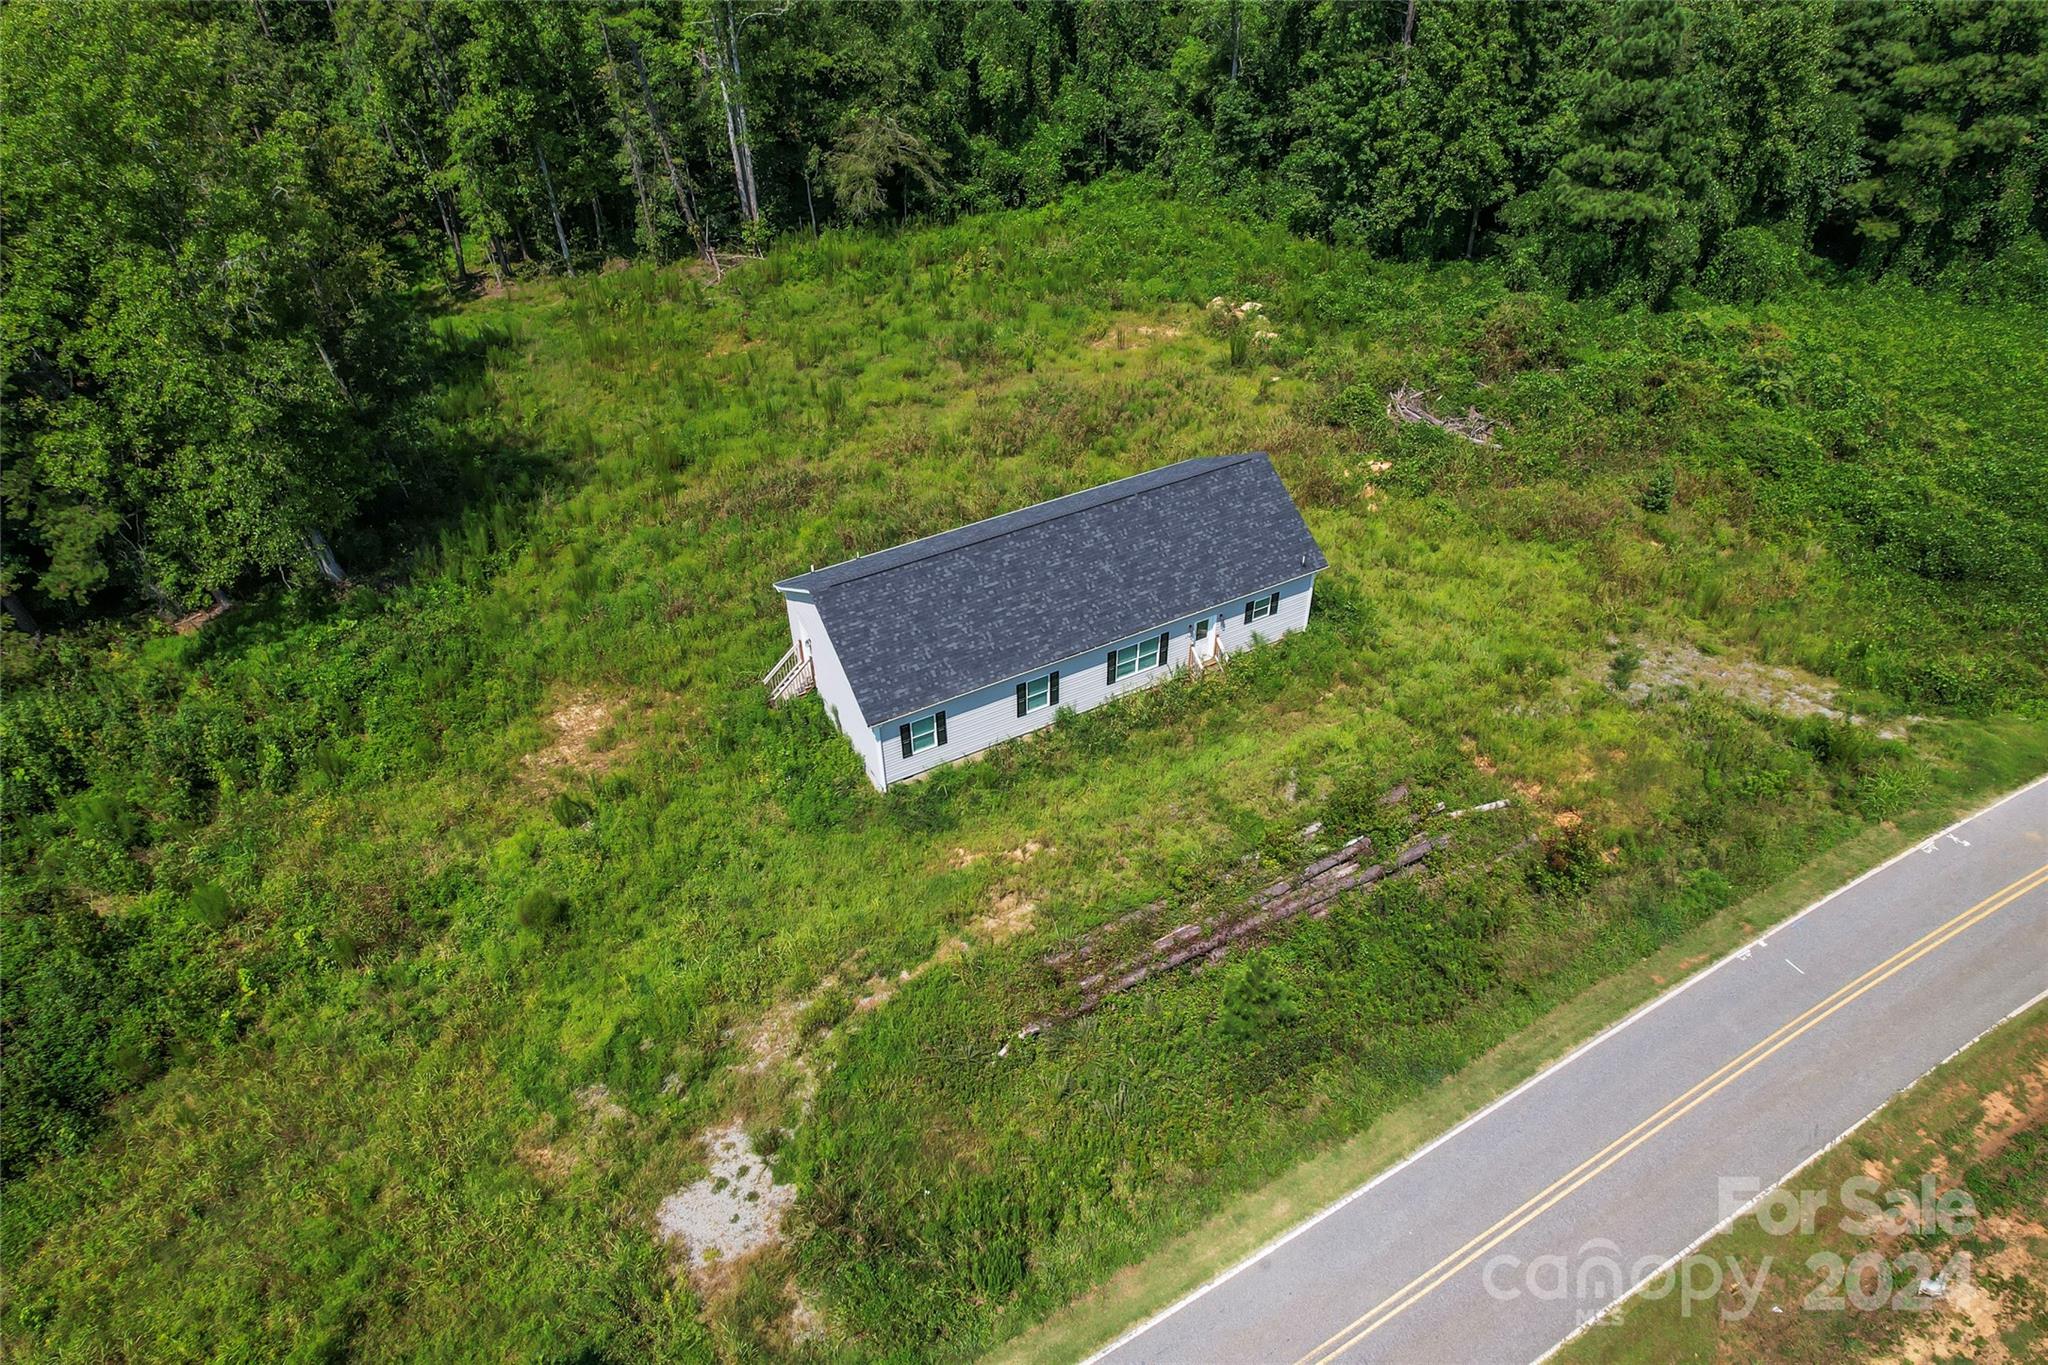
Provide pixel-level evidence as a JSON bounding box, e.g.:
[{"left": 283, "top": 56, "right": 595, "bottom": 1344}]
[{"left": 4, "top": 0, "right": 2045, "bottom": 626}]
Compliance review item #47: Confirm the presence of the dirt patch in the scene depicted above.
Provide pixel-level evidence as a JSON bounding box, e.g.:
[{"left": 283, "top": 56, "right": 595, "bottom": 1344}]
[
  {"left": 1971, "top": 1059, "right": 2048, "bottom": 1158},
  {"left": 515, "top": 1090, "right": 628, "bottom": 1185},
  {"left": 514, "top": 1116, "right": 581, "bottom": 1184},
  {"left": 973, "top": 890, "right": 1039, "bottom": 942},
  {"left": 1886, "top": 1271, "right": 2013, "bottom": 1364},
  {"left": 1616, "top": 643, "right": 1916, "bottom": 737},
  {"left": 942, "top": 839, "right": 1046, "bottom": 870},
  {"left": 575, "top": 1082, "right": 628, "bottom": 1124},
  {"left": 1978, "top": 1214, "right": 2048, "bottom": 1279},
  {"left": 740, "top": 996, "right": 810, "bottom": 1073},
  {"left": 524, "top": 693, "right": 636, "bottom": 779},
  {"left": 654, "top": 1122, "right": 796, "bottom": 1284},
  {"left": 782, "top": 1287, "right": 826, "bottom": 1346},
  {"left": 1089, "top": 321, "right": 1184, "bottom": 350},
  {"left": 856, "top": 886, "right": 1043, "bottom": 1014}
]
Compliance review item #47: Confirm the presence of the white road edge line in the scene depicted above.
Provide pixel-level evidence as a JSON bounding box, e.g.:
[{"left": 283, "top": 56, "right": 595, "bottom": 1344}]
[
  {"left": 1077, "top": 771, "right": 2048, "bottom": 1365},
  {"left": 1530, "top": 980, "right": 2048, "bottom": 1365}
]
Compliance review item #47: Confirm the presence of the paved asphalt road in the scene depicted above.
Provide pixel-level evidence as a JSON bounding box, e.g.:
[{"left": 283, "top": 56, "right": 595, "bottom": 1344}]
[{"left": 1093, "top": 775, "right": 2048, "bottom": 1365}]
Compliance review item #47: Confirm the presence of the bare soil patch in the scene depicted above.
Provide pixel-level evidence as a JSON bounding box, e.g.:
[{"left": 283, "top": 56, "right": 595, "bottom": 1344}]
[
  {"left": 975, "top": 890, "right": 1039, "bottom": 942},
  {"left": 1616, "top": 643, "right": 1915, "bottom": 736},
  {"left": 1970, "top": 1056, "right": 2047, "bottom": 1158},
  {"left": 514, "top": 1117, "right": 580, "bottom": 1184},
  {"left": 739, "top": 995, "right": 809, "bottom": 1072},
  {"left": 1089, "top": 320, "right": 1184, "bottom": 350},
  {"left": 654, "top": 1122, "right": 796, "bottom": 1284},
  {"left": 524, "top": 692, "right": 637, "bottom": 779}
]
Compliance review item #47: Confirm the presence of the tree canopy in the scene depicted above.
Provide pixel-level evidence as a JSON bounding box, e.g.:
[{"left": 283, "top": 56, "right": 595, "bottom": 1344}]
[{"left": 4, "top": 0, "right": 2044, "bottom": 621}]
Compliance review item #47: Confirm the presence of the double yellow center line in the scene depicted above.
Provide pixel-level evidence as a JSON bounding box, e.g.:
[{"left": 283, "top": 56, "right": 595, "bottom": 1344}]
[{"left": 1293, "top": 859, "right": 2048, "bottom": 1364}]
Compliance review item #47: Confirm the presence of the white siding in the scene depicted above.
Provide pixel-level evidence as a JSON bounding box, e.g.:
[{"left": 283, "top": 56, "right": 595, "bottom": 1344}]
[
  {"left": 868, "top": 571, "right": 1318, "bottom": 787},
  {"left": 783, "top": 595, "right": 884, "bottom": 789}
]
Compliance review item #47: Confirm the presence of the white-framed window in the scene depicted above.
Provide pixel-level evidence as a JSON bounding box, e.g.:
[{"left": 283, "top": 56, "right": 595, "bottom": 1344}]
[
  {"left": 1193, "top": 617, "right": 1211, "bottom": 641},
  {"left": 1113, "top": 635, "right": 1162, "bottom": 680},
  {"left": 1246, "top": 593, "right": 1277, "bottom": 622},
  {"left": 1017, "top": 671, "right": 1059, "bottom": 716},
  {"left": 900, "top": 711, "right": 947, "bottom": 756}
]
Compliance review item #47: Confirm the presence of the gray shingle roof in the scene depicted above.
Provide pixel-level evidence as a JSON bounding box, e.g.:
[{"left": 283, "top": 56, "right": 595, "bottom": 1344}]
[{"left": 776, "top": 453, "right": 1327, "bottom": 723}]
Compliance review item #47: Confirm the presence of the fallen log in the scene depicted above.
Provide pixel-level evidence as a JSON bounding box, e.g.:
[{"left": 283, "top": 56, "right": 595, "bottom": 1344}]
[
  {"left": 1058, "top": 834, "right": 1451, "bottom": 1021},
  {"left": 1023, "top": 780, "right": 1511, "bottom": 1031}
]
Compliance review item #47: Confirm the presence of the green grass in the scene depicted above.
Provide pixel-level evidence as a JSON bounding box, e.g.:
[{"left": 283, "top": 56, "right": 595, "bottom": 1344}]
[{"left": 4, "top": 179, "right": 2046, "bottom": 1361}]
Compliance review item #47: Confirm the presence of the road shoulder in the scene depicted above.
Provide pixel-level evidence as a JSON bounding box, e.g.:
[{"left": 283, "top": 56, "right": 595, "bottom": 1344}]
[
  {"left": 1555, "top": 997, "right": 2048, "bottom": 1364},
  {"left": 984, "top": 776, "right": 2046, "bottom": 1365}
]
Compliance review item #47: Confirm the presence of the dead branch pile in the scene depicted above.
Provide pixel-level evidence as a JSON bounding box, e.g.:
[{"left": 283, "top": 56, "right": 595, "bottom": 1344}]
[{"left": 1387, "top": 384, "right": 1500, "bottom": 446}]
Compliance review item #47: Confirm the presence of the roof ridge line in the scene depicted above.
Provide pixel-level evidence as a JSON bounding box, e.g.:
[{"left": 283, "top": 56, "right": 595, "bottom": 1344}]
[{"left": 780, "top": 453, "right": 1260, "bottom": 594}]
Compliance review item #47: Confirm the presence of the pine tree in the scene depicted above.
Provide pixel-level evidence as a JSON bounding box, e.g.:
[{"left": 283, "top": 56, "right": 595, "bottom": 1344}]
[
  {"left": 1514, "top": 0, "right": 1730, "bottom": 303},
  {"left": 1832, "top": 0, "right": 2048, "bottom": 275},
  {"left": 1216, "top": 955, "right": 1302, "bottom": 1044}
]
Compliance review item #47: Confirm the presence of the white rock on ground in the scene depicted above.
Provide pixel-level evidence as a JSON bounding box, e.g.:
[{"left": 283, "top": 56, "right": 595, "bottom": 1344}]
[{"left": 654, "top": 1122, "right": 795, "bottom": 1272}]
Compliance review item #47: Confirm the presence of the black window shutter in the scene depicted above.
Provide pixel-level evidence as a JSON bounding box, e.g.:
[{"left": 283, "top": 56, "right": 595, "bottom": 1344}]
[
  {"left": 935, "top": 712, "right": 947, "bottom": 746},
  {"left": 1106, "top": 650, "right": 1117, "bottom": 684},
  {"left": 1049, "top": 672, "right": 1059, "bottom": 705},
  {"left": 1016, "top": 682, "right": 1027, "bottom": 717},
  {"left": 1156, "top": 632, "right": 1169, "bottom": 663},
  {"left": 899, "top": 724, "right": 913, "bottom": 758},
  {"left": 1268, "top": 591, "right": 1280, "bottom": 617},
  {"left": 1243, "top": 600, "right": 1255, "bottom": 624}
]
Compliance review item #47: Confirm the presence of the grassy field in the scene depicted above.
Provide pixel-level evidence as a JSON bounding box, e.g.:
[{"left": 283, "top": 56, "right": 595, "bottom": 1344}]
[
  {"left": 5, "top": 179, "right": 2046, "bottom": 1360},
  {"left": 1561, "top": 1000, "right": 2048, "bottom": 1364}
]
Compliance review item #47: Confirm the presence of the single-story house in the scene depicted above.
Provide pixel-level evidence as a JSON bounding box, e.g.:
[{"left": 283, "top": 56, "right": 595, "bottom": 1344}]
[{"left": 767, "top": 452, "right": 1328, "bottom": 790}]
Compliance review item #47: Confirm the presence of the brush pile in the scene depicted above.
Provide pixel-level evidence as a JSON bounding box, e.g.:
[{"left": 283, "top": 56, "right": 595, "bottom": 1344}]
[{"left": 1387, "top": 383, "right": 1500, "bottom": 445}]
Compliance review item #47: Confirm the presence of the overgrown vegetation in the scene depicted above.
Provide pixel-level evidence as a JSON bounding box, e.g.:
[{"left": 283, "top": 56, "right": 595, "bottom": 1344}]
[
  {"left": 6, "top": 0, "right": 2046, "bottom": 620},
  {"left": 3, "top": 183, "right": 2045, "bottom": 1358}
]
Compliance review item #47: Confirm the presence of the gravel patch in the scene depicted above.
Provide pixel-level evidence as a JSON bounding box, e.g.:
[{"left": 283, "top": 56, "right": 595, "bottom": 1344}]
[{"left": 654, "top": 1123, "right": 795, "bottom": 1275}]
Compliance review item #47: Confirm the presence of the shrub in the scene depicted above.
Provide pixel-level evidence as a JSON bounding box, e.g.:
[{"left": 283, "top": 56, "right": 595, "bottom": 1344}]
[
  {"left": 1609, "top": 647, "right": 1644, "bottom": 691},
  {"left": 183, "top": 884, "right": 233, "bottom": 930},
  {"left": 1789, "top": 714, "right": 1881, "bottom": 772},
  {"left": 1958, "top": 235, "right": 2048, "bottom": 305},
  {"left": 1702, "top": 226, "right": 1802, "bottom": 304},
  {"left": 1529, "top": 825, "right": 1599, "bottom": 897},
  {"left": 1215, "top": 955, "right": 1302, "bottom": 1043},
  {"left": 1639, "top": 466, "right": 1674, "bottom": 514},
  {"left": 1849, "top": 760, "right": 1925, "bottom": 821},
  {"left": 1473, "top": 294, "right": 1567, "bottom": 381},
  {"left": 514, "top": 888, "right": 569, "bottom": 933}
]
